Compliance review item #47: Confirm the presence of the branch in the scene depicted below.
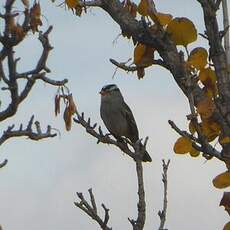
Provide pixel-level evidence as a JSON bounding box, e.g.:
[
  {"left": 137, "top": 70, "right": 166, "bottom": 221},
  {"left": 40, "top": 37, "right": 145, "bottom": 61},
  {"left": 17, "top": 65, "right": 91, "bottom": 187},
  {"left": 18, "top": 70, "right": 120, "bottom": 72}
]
[
  {"left": 158, "top": 159, "right": 170, "bottom": 230},
  {"left": 222, "top": 0, "right": 230, "bottom": 65},
  {"left": 79, "top": 0, "right": 102, "bottom": 7},
  {"left": 128, "top": 159, "right": 146, "bottom": 230},
  {"left": 168, "top": 120, "right": 223, "bottom": 160},
  {"left": 0, "top": 159, "right": 8, "bottom": 168},
  {"left": 110, "top": 58, "right": 170, "bottom": 73},
  {"left": 0, "top": 26, "right": 68, "bottom": 122},
  {"left": 73, "top": 111, "right": 149, "bottom": 162},
  {"left": 0, "top": 115, "right": 57, "bottom": 146},
  {"left": 74, "top": 189, "right": 112, "bottom": 230}
]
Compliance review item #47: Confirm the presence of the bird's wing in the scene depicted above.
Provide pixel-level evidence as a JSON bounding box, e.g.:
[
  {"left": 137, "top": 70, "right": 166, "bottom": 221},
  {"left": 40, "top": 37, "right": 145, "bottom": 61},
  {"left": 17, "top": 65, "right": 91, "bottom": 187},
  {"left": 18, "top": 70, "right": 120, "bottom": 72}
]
[{"left": 122, "top": 101, "right": 139, "bottom": 142}]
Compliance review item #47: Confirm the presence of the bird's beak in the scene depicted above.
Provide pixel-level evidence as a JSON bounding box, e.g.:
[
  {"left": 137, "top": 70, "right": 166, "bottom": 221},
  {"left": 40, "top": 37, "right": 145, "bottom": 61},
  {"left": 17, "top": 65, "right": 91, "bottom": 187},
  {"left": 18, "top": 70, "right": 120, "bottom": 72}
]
[{"left": 99, "top": 90, "right": 107, "bottom": 96}]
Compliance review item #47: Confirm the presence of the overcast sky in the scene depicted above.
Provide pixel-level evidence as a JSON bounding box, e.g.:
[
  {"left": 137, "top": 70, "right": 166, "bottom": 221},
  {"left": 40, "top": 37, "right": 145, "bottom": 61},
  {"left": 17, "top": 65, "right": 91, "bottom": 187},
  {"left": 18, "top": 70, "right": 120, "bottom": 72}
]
[{"left": 0, "top": 0, "right": 229, "bottom": 229}]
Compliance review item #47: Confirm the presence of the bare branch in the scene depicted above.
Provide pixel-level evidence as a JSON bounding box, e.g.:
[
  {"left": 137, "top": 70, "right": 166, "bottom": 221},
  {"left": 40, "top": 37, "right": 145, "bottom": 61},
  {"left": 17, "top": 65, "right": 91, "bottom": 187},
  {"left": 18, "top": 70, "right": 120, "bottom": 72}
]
[
  {"left": 79, "top": 0, "right": 102, "bottom": 7},
  {"left": 74, "top": 189, "right": 112, "bottom": 230},
  {"left": 110, "top": 58, "right": 170, "bottom": 73},
  {"left": 0, "top": 159, "right": 8, "bottom": 168},
  {"left": 158, "top": 159, "right": 170, "bottom": 230},
  {"left": 0, "top": 115, "right": 57, "bottom": 146},
  {"left": 73, "top": 111, "right": 150, "bottom": 162},
  {"left": 128, "top": 159, "right": 146, "bottom": 230}
]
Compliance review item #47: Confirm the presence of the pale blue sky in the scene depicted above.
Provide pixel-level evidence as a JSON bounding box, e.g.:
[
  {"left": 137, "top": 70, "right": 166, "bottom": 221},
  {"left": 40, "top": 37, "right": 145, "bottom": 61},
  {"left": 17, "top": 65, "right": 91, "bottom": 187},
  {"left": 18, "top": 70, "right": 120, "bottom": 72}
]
[{"left": 0, "top": 1, "right": 228, "bottom": 229}]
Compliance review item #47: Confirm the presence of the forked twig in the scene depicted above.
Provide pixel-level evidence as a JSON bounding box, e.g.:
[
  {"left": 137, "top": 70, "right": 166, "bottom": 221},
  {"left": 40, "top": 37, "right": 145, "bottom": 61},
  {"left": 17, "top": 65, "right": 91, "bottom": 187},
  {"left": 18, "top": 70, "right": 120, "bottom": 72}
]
[
  {"left": 158, "top": 159, "right": 170, "bottom": 230},
  {"left": 74, "top": 189, "right": 112, "bottom": 230}
]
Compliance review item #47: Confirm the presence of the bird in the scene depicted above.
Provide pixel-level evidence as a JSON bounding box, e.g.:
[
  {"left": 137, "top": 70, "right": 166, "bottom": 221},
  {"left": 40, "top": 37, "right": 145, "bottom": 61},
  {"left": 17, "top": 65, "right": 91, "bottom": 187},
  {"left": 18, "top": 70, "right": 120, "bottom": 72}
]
[{"left": 99, "top": 84, "right": 152, "bottom": 162}]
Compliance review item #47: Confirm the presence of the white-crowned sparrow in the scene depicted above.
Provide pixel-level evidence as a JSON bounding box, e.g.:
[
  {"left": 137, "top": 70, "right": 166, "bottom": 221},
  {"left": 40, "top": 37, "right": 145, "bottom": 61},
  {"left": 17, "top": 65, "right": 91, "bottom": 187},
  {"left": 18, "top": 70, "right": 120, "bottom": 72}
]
[{"left": 100, "top": 84, "right": 152, "bottom": 162}]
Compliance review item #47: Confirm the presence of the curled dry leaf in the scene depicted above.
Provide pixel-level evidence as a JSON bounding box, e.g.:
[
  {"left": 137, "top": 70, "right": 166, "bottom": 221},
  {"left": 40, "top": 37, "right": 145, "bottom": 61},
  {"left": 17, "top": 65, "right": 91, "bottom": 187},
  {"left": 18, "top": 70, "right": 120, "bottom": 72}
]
[
  {"left": 8, "top": 17, "right": 25, "bottom": 40},
  {"left": 213, "top": 171, "right": 230, "bottom": 189},
  {"left": 55, "top": 94, "right": 61, "bottom": 116},
  {"left": 30, "top": 1, "right": 43, "bottom": 33},
  {"left": 166, "top": 17, "right": 197, "bottom": 46},
  {"left": 63, "top": 106, "right": 72, "bottom": 131},
  {"left": 68, "top": 94, "right": 77, "bottom": 115}
]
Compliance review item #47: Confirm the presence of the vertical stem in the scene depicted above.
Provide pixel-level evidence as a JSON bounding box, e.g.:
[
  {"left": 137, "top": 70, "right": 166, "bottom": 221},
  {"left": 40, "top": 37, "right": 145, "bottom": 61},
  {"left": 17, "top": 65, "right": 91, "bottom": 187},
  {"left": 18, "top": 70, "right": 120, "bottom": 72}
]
[
  {"left": 158, "top": 160, "right": 170, "bottom": 230},
  {"left": 134, "top": 159, "right": 146, "bottom": 230},
  {"left": 222, "top": 0, "right": 230, "bottom": 65}
]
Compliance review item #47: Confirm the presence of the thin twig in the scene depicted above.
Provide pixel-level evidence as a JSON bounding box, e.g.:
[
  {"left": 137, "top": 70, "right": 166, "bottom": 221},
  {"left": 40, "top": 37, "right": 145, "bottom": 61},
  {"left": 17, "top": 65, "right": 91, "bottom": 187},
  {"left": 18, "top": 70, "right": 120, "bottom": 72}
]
[
  {"left": 0, "top": 116, "right": 57, "bottom": 146},
  {"left": 74, "top": 189, "right": 112, "bottom": 230},
  {"left": 110, "top": 58, "right": 170, "bottom": 73},
  {"left": 158, "top": 159, "right": 170, "bottom": 230}
]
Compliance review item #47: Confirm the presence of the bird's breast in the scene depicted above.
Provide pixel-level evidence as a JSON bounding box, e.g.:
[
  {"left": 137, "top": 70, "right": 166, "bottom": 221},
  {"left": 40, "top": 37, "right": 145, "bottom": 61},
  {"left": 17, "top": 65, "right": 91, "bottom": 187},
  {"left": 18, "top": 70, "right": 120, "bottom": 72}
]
[{"left": 100, "top": 101, "right": 128, "bottom": 137}]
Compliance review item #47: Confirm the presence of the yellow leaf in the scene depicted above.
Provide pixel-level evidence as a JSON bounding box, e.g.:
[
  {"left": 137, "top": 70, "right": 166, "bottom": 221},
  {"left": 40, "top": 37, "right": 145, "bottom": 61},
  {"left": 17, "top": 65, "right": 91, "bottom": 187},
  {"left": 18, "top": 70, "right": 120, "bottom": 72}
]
[
  {"left": 199, "top": 67, "right": 217, "bottom": 87},
  {"left": 189, "top": 147, "right": 200, "bottom": 157},
  {"left": 201, "top": 120, "right": 220, "bottom": 142},
  {"left": 220, "top": 137, "right": 230, "bottom": 144},
  {"left": 133, "top": 43, "right": 155, "bottom": 67},
  {"left": 134, "top": 43, "right": 146, "bottom": 65},
  {"left": 137, "top": 0, "right": 148, "bottom": 16},
  {"left": 65, "top": 0, "right": 77, "bottom": 9},
  {"left": 223, "top": 222, "right": 230, "bottom": 230},
  {"left": 154, "top": 12, "right": 173, "bottom": 26},
  {"left": 213, "top": 171, "right": 230, "bottom": 189},
  {"left": 166, "top": 17, "right": 197, "bottom": 46},
  {"left": 173, "top": 137, "right": 192, "bottom": 154},
  {"left": 187, "top": 47, "right": 208, "bottom": 70},
  {"left": 197, "top": 97, "right": 215, "bottom": 119}
]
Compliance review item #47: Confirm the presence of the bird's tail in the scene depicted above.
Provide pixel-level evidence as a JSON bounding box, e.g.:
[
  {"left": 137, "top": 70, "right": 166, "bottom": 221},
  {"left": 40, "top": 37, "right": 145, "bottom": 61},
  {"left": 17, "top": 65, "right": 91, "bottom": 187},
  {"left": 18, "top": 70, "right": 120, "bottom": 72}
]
[
  {"left": 139, "top": 143, "right": 152, "bottom": 162},
  {"left": 142, "top": 150, "right": 152, "bottom": 162}
]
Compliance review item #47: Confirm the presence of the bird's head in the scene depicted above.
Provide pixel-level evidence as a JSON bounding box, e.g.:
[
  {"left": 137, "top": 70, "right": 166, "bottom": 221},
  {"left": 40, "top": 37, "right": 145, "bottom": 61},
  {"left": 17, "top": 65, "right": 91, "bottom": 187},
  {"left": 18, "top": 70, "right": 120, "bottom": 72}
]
[{"left": 100, "top": 84, "right": 124, "bottom": 103}]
